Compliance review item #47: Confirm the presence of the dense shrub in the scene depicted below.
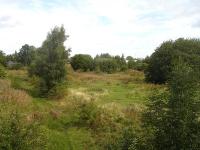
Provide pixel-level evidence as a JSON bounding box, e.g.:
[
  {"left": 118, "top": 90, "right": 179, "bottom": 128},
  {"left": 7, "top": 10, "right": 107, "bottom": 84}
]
[
  {"left": 47, "top": 82, "right": 67, "bottom": 99},
  {"left": 0, "top": 108, "right": 47, "bottom": 150},
  {"left": 72, "top": 100, "right": 130, "bottom": 149},
  {"left": 74, "top": 101, "right": 99, "bottom": 128},
  {"left": 118, "top": 126, "right": 140, "bottom": 150},
  {"left": 145, "top": 38, "right": 200, "bottom": 83},
  {"left": 0, "top": 65, "right": 6, "bottom": 78},
  {"left": 143, "top": 62, "right": 200, "bottom": 150},
  {"left": 70, "top": 54, "right": 94, "bottom": 71}
]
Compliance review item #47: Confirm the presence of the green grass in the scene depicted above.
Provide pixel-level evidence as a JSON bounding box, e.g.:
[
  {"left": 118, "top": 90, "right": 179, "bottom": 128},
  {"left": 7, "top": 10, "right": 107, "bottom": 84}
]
[
  {"left": 69, "top": 71, "right": 161, "bottom": 106},
  {"left": 46, "top": 127, "right": 97, "bottom": 150}
]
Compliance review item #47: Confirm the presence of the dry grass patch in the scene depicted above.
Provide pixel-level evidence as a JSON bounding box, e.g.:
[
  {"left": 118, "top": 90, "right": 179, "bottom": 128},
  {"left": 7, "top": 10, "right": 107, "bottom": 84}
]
[{"left": 0, "top": 79, "right": 31, "bottom": 105}]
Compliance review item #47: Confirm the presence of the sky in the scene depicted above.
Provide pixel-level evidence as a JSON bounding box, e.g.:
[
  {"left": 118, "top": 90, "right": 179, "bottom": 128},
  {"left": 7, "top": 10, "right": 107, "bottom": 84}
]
[{"left": 0, "top": 0, "right": 200, "bottom": 58}]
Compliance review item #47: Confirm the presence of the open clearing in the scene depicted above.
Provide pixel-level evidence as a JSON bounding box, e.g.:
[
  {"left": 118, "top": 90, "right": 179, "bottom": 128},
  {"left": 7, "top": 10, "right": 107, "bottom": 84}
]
[{"left": 5, "top": 69, "right": 163, "bottom": 149}]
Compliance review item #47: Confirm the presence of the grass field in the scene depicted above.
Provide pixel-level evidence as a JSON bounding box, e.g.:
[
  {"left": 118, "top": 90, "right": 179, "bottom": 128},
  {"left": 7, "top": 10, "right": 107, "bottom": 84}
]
[
  {"left": 68, "top": 70, "right": 161, "bottom": 106},
  {"left": 2, "top": 68, "right": 163, "bottom": 149}
]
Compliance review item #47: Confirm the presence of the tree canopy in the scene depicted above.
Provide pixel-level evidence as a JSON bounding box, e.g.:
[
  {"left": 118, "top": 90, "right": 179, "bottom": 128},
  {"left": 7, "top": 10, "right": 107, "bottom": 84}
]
[
  {"left": 70, "top": 54, "right": 94, "bottom": 71},
  {"left": 17, "top": 44, "right": 36, "bottom": 66},
  {"left": 145, "top": 38, "right": 200, "bottom": 83}
]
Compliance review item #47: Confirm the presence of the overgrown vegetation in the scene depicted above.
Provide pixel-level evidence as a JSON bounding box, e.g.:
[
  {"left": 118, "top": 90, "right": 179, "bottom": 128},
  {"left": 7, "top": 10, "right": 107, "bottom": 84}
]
[
  {"left": 143, "top": 61, "right": 200, "bottom": 149},
  {"left": 1, "top": 26, "right": 200, "bottom": 149}
]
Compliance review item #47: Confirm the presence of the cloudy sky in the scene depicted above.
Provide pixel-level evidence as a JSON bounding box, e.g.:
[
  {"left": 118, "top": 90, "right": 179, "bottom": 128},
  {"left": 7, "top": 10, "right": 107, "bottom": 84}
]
[{"left": 0, "top": 0, "right": 200, "bottom": 57}]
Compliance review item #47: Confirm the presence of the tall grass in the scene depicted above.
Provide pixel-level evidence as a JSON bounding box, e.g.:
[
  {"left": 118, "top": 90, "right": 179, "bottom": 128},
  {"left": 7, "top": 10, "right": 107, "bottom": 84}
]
[{"left": 0, "top": 79, "right": 30, "bottom": 105}]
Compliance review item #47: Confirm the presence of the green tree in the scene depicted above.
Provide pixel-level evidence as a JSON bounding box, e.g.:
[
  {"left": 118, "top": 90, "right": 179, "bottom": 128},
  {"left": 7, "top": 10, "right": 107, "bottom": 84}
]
[
  {"left": 126, "top": 56, "right": 134, "bottom": 62},
  {"left": 127, "top": 58, "right": 147, "bottom": 71},
  {"left": 6, "top": 52, "right": 18, "bottom": 63},
  {"left": 17, "top": 44, "right": 36, "bottom": 66},
  {"left": 0, "top": 50, "right": 6, "bottom": 66},
  {"left": 70, "top": 54, "right": 94, "bottom": 71},
  {"left": 114, "top": 54, "right": 127, "bottom": 71},
  {"left": 143, "top": 62, "right": 200, "bottom": 150},
  {"left": 94, "top": 57, "right": 117, "bottom": 73},
  {"left": 94, "top": 53, "right": 119, "bottom": 73},
  {"left": 145, "top": 38, "right": 200, "bottom": 83},
  {"left": 29, "top": 26, "right": 67, "bottom": 95}
]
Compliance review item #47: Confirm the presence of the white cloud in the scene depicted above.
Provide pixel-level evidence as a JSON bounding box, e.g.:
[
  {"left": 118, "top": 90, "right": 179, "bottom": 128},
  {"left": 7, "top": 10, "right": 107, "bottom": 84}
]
[{"left": 0, "top": 0, "right": 200, "bottom": 57}]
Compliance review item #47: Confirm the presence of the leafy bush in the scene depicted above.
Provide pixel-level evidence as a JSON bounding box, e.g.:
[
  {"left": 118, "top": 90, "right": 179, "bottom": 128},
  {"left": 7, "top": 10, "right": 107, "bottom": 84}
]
[
  {"left": 73, "top": 101, "right": 99, "bottom": 128},
  {"left": 70, "top": 54, "right": 94, "bottom": 71},
  {"left": 47, "top": 82, "right": 67, "bottom": 99},
  {"left": 143, "top": 62, "right": 200, "bottom": 150},
  {"left": 0, "top": 65, "right": 6, "bottom": 78},
  {"left": 0, "top": 108, "right": 47, "bottom": 150},
  {"left": 118, "top": 126, "right": 140, "bottom": 150}
]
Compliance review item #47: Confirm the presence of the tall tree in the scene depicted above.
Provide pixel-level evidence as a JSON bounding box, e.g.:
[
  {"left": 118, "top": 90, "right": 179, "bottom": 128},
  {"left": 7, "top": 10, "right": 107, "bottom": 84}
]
[{"left": 30, "top": 25, "right": 68, "bottom": 95}]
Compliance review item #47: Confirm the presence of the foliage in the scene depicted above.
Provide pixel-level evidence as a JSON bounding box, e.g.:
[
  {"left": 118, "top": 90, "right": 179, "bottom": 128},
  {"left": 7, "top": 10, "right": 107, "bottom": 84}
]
[
  {"left": 0, "top": 50, "right": 6, "bottom": 66},
  {"left": 73, "top": 101, "right": 99, "bottom": 128},
  {"left": 114, "top": 54, "right": 128, "bottom": 71},
  {"left": 0, "top": 65, "right": 6, "bottom": 78},
  {"left": 143, "top": 62, "right": 200, "bottom": 150},
  {"left": 29, "top": 26, "right": 67, "bottom": 96},
  {"left": 94, "top": 57, "right": 118, "bottom": 73},
  {"left": 127, "top": 58, "right": 148, "bottom": 71},
  {"left": 5, "top": 52, "right": 18, "bottom": 63},
  {"left": 47, "top": 81, "right": 68, "bottom": 99},
  {"left": 118, "top": 126, "right": 139, "bottom": 150},
  {"left": 70, "top": 54, "right": 94, "bottom": 71},
  {"left": 70, "top": 53, "right": 127, "bottom": 73},
  {"left": 17, "top": 44, "right": 36, "bottom": 66},
  {"left": 0, "top": 104, "right": 47, "bottom": 150},
  {"left": 145, "top": 38, "right": 200, "bottom": 83}
]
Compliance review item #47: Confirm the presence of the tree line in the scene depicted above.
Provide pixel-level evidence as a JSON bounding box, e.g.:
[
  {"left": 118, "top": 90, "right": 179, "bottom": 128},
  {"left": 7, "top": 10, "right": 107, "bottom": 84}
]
[{"left": 70, "top": 53, "right": 147, "bottom": 73}]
